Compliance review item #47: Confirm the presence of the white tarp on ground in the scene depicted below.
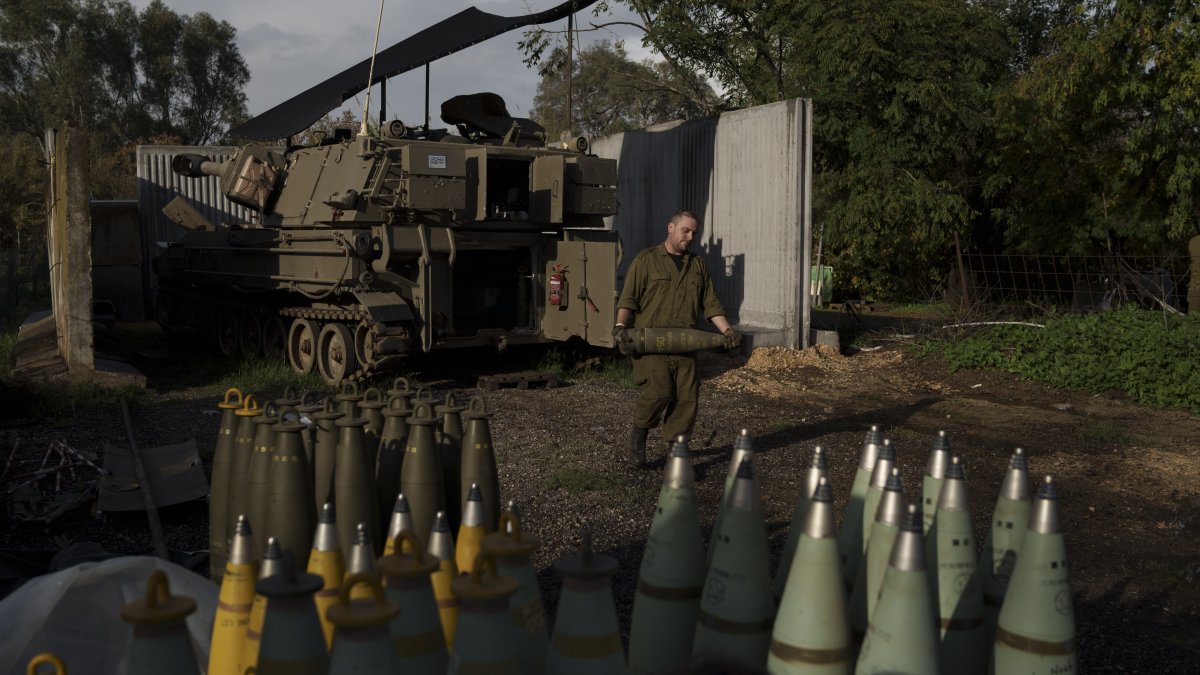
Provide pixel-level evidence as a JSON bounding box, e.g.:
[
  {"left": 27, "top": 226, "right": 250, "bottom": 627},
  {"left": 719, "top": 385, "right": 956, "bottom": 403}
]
[{"left": 0, "top": 556, "right": 217, "bottom": 675}]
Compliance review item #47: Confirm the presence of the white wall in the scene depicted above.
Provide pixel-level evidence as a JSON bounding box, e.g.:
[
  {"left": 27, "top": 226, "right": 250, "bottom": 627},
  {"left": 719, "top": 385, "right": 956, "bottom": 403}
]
[{"left": 591, "top": 98, "right": 814, "bottom": 349}]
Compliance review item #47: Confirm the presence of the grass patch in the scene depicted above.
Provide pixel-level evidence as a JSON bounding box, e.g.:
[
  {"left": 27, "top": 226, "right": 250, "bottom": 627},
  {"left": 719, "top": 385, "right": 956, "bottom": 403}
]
[
  {"left": 153, "top": 355, "right": 327, "bottom": 400},
  {"left": 769, "top": 421, "right": 802, "bottom": 434},
  {"left": 0, "top": 329, "right": 15, "bottom": 377},
  {"left": 874, "top": 302, "right": 956, "bottom": 319},
  {"left": 209, "top": 359, "right": 327, "bottom": 400},
  {"left": 533, "top": 345, "right": 636, "bottom": 389},
  {"left": 589, "top": 357, "right": 635, "bottom": 388},
  {"left": 920, "top": 307, "right": 1200, "bottom": 413},
  {"left": 536, "top": 348, "right": 570, "bottom": 382},
  {"left": 0, "top": 377, "right": 150, "bottom": 422},
  {"left": 1086, "top": 420, "right": 1129, "bottom": 446}
]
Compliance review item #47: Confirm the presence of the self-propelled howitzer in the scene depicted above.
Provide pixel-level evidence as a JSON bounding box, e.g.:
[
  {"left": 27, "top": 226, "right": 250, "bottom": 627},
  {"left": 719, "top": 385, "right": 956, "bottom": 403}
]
[{"left": 155, "top": 94, "right": 621, "bottom": 384}]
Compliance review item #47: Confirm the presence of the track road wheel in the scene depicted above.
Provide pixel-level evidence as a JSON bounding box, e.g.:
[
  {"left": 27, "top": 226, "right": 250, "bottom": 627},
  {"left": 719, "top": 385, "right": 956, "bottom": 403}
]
[
  {"left": 317, "top": 322, "right": 357, "bottom": 386},
  {"left": 354, "top": 320, "right": 377, "bottom": 368},
  {"left": 239, "top": 312, "right": 264, "bottom": 357},
  {"left": 262, "top": 315, "right": 287, "bottom": 362},
  {"left": 287, "top": 318, "right": 320, "bottom": 375},
  {"left": 216, "top": 308, "right": 240, "bottom": 357}
]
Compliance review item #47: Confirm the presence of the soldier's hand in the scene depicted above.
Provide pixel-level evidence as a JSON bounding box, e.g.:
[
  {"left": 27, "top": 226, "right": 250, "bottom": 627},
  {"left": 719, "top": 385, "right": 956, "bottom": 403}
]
[
  {"left": 722, "top": 327, "right": 742, "bottom": 350},
  {"left": 613, "top": 324, "right": 635, "bottom": 355}
]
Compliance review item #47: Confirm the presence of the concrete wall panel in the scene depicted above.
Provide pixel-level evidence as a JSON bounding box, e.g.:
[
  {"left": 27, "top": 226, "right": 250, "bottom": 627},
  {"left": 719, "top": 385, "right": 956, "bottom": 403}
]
[{"left": 592, "top": 98, "right": 813, "bottom": 348}]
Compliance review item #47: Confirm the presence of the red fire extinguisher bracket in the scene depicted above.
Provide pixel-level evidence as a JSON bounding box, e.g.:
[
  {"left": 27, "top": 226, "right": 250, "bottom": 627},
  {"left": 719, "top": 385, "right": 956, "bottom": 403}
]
[{"left": 549, "top": 263, "right": 568, "bottom": 308}]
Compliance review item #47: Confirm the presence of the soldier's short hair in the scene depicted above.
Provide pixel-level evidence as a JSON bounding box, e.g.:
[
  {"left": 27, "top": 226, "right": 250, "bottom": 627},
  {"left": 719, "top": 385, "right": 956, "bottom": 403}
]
[{"left": 670, "top": 210, "right": 700, "bottom": 226}]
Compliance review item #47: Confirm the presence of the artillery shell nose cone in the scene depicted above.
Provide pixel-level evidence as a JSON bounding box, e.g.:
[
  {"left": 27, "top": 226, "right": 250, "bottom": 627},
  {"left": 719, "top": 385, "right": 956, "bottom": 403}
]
[
  {"left": 1000, "top": 449, "right": 1031, "bottom": 501},
  {"left": 946, "top": 455, "right": 965, "bottom": 480},
  {"left": 931, "top": 429, "right": 950, "bottom": 452},
  {"left": 878, "top": 438, "right": 895, "bottom": 462},
  {"left": 877, "top": 476, "right": 907, "bottom": 526},
  {"left": 1029, "top": 475, "right": 1062, "bottom": 535},
  {"left": 1011, "top": 447, "right": 1028, "bottom": 471},
  {"left": 1039, "top": 474, "right": 1058, "bottom": 499},
  {"left": 319, "top": 502, "right": 335, "bottom": 524},
  {"left": 884, "top": 467, "right": 903, "bottom": 492},
  {"left": 467, "top": 483, "right": 482, "bottom": 501},
  {"left": 432, "top": 511, "right": 449, "bottom": 532},
  {"left": 260, "top": 537, "right": 284, "bottom": 578},
  {"left": 229, "top": 515, "right": 255, "bottom": 564},
  {"left": 802, "top": 477, "right": 837, "bottom": 539},
  {"left": 670, "top": 435, "right": 691, "bottom": 458},
  {"left": 394, "top": 493, "right": 410, "bottom": 513},
  {"left": 504, "top": 500, "right": 520, "bottom": 517},
  {"left": 811, "top": 446, "right": 827, "bottom": 470},
  {"left": 812, "top": 476, "right": 832, "bottom": 503},
  {"left": 889, "top": 505, "right": 926, "bottom": 572},
  {"left": 938, "top": 456, "right": 970, "bottom": 511},
  {"left": 866, "top": 425, "right": 882, "bottom": 443},
  {"left": 734, "top": 428, "right": 753, "bottom": 451},
  {"left": 355, "top": 522, "right": 370, "bottom": 546}
]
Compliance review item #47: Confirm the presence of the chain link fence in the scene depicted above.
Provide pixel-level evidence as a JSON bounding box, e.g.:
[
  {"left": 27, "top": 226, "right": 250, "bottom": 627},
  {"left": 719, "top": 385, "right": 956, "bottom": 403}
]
[
  {"left": 1, "top": 246, "right": 50, "bottom": 331},
  {"left": 950, "top": 253, "right": 1193, "bottom": 315}
]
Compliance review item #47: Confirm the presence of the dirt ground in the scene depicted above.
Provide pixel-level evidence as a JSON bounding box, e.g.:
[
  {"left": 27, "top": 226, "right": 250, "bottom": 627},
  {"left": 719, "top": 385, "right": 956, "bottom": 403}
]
[{"left": 2, "top": 341, "right": 1198, "bottom": 673}]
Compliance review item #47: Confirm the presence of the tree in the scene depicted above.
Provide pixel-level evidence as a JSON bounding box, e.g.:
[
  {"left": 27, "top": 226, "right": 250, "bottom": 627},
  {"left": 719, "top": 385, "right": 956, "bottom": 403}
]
[
  {"left": 987, "top": 0, "right": 1200, "bottom": 254},
  {"left": 529, "top": 40, "right": 718, "bottom": 140},
  {"left": 0, "top": 0, "right": 250, "bottom": 252},
  {"left": 543, "top": 0, "right": 1011, "bottom": 298},
  {"left": 0, "top": 0, "right": 248, "bottom": 146}
]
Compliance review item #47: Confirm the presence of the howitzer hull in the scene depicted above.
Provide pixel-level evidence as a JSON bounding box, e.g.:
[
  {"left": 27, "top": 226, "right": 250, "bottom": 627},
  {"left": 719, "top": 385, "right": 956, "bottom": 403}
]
[{"left": 155, "top": 124, "right": 622, "bottom": 385}]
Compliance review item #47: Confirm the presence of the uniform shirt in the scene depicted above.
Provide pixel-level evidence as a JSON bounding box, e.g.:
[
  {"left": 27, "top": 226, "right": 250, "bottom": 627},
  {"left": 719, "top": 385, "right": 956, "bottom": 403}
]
[{"left": 617, "top": 245, "right": 725, "bottom": 329}]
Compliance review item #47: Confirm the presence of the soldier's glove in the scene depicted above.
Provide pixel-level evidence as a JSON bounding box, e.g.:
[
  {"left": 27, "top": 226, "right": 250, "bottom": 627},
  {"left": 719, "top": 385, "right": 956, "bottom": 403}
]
[
  {"left": 613, "top": 324, "right": 636, "bottom": 355},
  {"left": 722, "top": 327, "right": 742, "bottom": 350}
]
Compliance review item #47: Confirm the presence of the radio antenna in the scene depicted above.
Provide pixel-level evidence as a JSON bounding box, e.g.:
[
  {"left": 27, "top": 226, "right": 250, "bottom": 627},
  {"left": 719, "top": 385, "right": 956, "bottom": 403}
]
[{"left": 359, "top": 0, "right": 387, "bottom": 137}]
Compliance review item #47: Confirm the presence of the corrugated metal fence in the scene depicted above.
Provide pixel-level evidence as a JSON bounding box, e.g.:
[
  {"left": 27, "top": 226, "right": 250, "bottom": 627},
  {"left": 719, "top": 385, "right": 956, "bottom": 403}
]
[
  {"left": 136, "top": 146, "right": 262, "bottom": 300},
  {"left": 591, "top": 98, "right": 814, "bottom": 349}
]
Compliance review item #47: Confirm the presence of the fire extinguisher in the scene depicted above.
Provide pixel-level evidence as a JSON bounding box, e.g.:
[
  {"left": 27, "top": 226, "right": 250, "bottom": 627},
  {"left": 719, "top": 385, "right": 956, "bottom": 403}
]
[{"left": 549, "top": 263, "right": 568, "bottom": 307}]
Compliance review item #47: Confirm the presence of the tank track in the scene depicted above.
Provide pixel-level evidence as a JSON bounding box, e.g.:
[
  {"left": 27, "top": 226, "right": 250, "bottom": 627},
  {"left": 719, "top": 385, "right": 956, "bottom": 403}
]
[{"left": 156, "top": 287, "right": 412, "bottom": 384}]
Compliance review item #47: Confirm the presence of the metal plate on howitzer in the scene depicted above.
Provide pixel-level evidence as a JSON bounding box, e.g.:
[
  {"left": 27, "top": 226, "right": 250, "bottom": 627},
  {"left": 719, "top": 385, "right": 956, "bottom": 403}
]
[
  {"left": 97, "top": 439, "right": 208, "bottom": 512},
  {"left": 634, "top": 327, "right": 725, "bottom": 354}
]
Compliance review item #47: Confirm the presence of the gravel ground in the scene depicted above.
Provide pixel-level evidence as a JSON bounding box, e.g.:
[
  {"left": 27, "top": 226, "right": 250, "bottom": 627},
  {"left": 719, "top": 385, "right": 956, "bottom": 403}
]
[{"left": 2, "top": 342, "right": 1199, "bottom": 672}]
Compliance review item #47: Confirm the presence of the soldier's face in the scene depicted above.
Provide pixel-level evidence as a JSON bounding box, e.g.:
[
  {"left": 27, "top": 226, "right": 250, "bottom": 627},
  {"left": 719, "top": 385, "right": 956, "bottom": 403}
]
[{"left": 666, "top": 216, "right": 696, "bottom": 254}]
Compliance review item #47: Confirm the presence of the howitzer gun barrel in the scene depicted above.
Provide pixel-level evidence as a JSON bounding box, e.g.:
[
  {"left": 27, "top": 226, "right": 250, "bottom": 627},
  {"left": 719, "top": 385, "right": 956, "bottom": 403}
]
[{"left": 172, "top": 153, "right": 228, "bottom": 178}]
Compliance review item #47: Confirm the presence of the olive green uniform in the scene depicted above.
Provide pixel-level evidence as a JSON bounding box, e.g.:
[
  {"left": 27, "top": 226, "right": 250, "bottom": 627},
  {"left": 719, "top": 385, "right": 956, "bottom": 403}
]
[{"left": 618, "top": 245, "right": 725, "bottom": 440}]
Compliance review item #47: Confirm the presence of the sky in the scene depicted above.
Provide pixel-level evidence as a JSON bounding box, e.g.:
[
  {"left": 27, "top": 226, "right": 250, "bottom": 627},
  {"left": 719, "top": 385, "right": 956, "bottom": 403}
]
[{"left": 126, "top": 0, "right": 652, "bottom": 130}]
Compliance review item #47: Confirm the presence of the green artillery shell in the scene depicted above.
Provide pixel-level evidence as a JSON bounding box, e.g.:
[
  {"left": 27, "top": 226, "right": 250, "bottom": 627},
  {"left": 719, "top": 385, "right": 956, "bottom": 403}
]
[
  {"left": 210, "top": 387, "right": 244, "bottom": 581},
  {"left": 334, "top": 415, "right": 380, "bottom": 562},
  {"left": 775, "top": 446, "right": 828, "bottom": 601},
  {"left": 922, "top": 431, "right": 951, "bottom": 534},
  {"left": 547, "top": 529, "right": 626, "bottom": 675},
  {"left": 120, "top": 571, "right": 199, "bottom": 675},
  {"left": 931, "top": 457, "right": 985, "bottom": 674},
  {"left": 265, "top": 408, "right": 315, "bottom": 567},
  {"left": 246, "top": 403, "right": 281, "bottom": 554},
  {"left": 461, "top": 397, "right": 501, "bottom": 532},
  {"left": 838, "top": 425, "right": 882, "bottom": 588},
  {"left": 326, "top": 573, "right": 400, "bottom": 675},
  {"left": 402, "top": 402, "right": 446, "bottom": 547}
]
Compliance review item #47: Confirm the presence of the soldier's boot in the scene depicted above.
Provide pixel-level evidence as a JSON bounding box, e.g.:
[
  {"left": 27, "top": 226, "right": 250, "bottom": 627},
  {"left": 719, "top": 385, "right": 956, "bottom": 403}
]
[{"left": 627, "top": 427, "right": 649, "bottom": 467}]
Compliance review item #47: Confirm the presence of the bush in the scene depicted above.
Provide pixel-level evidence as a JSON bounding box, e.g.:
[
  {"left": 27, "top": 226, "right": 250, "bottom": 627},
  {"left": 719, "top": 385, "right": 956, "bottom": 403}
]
[{"left": 928, "top": 307, "right": 1200, "bottom": 412}]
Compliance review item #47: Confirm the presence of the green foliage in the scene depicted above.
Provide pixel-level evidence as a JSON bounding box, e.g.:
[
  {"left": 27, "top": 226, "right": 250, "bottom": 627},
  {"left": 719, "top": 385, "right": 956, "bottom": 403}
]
[
  {"left": 987, "top": 0, "right": 1200, "bottom": 254},
  {"left": 591, "top": 357, "right": 635, "bottom": 389},
  {"left": 536, "top": 347, "right": 570, "bottom": 382},
  {"left": 0, "top": 328, "right": 15, "bottom": 376},
  {"left": 152, "top": 355, "right": 326, "bottom": 399},
  {"left": 0, "top": 0, "right": 248, "bottom": 146},
  {"left": 0, "top": 0, "right": 250, "bottom": 254},
  {"left": 573, "top": 0, "right": 1012, "bottom": 300},
  {"left": 934, "top": 307, "right": 1200, "bottom": 413},
  {"left": 529, "top": 40, "right": 718, "bottom": 140}
]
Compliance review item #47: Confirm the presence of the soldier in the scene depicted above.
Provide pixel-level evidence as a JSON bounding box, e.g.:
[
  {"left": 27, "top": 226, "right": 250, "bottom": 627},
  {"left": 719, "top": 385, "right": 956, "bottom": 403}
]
[{"left": 614, "top": 210, "right": 740, "bottom": 467}]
